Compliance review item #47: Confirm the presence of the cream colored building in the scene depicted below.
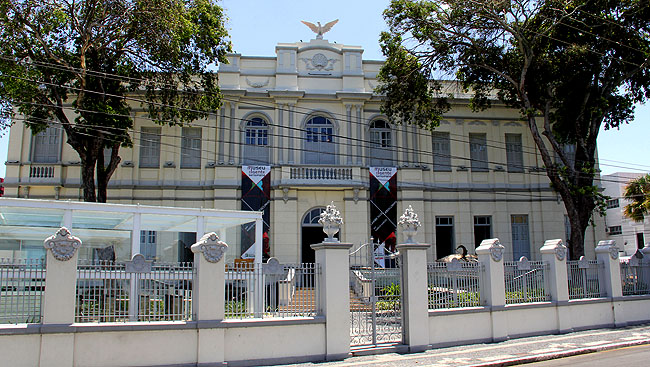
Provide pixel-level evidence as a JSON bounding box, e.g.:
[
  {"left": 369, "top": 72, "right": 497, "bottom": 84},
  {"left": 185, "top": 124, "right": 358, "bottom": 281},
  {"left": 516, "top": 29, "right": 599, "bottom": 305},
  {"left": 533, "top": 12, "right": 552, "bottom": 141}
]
[{"left": 2, "top": 37, "right": 604, "bottom": 262}]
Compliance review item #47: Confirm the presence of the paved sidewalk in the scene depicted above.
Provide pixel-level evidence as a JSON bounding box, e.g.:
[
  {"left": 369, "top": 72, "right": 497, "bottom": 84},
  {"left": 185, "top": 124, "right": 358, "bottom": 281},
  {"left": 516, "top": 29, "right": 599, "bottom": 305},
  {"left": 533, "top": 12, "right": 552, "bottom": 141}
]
[{"left": 275, "top": 324, "right": 650, "bottom": 367}]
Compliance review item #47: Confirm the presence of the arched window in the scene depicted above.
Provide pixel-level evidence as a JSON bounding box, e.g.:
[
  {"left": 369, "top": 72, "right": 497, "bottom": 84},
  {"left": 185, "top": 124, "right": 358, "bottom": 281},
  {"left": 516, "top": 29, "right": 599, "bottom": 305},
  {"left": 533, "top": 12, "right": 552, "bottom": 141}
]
[
  {"left": 243, "top": 117, "right": 270, "bottom": 164},
  {"left": 303, "top": 207, "right": 325, "bottom": 226},
  {"left": 369, "top": 119, "right": 393, "bottom": 166},
  {"left": 304, "top": 116, "right": 336, "bottom": 165},
  {"left": 31, "top": 125, "right": 61, "bottom": 163}
]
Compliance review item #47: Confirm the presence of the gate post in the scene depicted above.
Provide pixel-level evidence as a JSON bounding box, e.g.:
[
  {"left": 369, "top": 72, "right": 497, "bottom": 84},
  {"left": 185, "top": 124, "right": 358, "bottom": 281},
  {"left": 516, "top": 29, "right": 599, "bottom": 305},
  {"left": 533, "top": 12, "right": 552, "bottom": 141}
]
[
  {"left": 312, "top": 241, "right": 353, "bottom": 360},
  {"left": 540, "top": 239, "right": 571, "bottom": 333},
  {"left": 476, "top": 238, "right": 507, "bottom": 342},
  {"left": 40, "top": 227, "right": 82, "bottom": 367},
  {"left": 397, "top": 242, "right": 431, "bottom": 352},
  {"left": 191, "top": 232, "right": 228, "bottom": 365},
  {"left": 397, "top": 205, "right": 430, "bottom": 352}
]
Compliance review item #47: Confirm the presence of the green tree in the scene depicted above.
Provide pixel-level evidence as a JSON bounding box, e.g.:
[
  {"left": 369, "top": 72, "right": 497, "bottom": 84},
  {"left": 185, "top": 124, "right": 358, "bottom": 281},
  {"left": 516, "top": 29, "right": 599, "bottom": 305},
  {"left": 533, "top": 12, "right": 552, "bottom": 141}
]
[
  {"left": 623, "top": 174, "right": 650, "bottom": 222},
  {"left": 378, "top": 0, "right": 650, "bottom": 258},
  {"left": 0, "top": 0, "right": 231, "bottom": 202}
]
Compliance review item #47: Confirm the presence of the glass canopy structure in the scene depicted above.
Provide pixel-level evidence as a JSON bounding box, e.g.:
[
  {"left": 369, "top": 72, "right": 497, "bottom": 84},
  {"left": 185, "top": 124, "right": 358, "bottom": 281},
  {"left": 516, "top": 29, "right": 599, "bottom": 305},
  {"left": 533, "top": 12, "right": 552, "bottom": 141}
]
[{"left": 0, "top": 198, "right": 263, "bottom": 263}]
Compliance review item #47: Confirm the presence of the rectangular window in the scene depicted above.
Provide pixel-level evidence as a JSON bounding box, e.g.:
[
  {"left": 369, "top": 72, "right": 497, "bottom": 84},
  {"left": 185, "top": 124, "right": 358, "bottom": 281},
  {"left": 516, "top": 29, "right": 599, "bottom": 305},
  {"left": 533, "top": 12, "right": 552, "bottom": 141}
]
[
  {"left": 511, "top": 215, "right": 530, "bottom": 260},
  {"left": 139, "top": 127, "right": 161, "bottom": 168},
  {"left": 140, "top": 230, "right": 157, "bottom": 260},
  {"left": 606, "top": 199, "right": 619, "bottom": 209},
  {"left": 505, "top": 134, "right": 524, "bottom": 172},
  {"left": 608, "top": 226, "right": 622, "bottom": 235},
  {"left": 469, "top": 133, "right": 488, "bottom": 172},
  {"left": 432, "top": 132, "right": 451, "bottom": 171},
  {"left": 181, "top": 127, "right": 202, "bottom": 168},
  {"left": 435, "top": 216, "right": 455, "bottom": 258},
  {"left": 474, "top": 215, "right": 492, "bottom": 248},
  {"left": 32, "top": 125, "right": 61, "bottom": 163}
]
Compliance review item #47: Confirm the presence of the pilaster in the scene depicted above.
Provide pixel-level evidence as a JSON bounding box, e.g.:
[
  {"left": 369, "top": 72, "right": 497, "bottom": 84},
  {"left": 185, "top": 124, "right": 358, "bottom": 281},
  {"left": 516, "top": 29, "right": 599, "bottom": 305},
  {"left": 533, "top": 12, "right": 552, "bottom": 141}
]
[{"left": 476, "top": 238, "right": 508, "bottom": 342}]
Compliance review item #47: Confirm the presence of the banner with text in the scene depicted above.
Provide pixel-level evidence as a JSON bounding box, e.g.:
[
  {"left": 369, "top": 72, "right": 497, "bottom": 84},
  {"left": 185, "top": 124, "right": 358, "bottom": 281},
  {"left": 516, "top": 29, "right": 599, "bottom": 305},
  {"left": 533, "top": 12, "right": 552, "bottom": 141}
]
[
  {"left": 369, "top": 167, "right": 398, "bottom": 255},
  {"left": 241, "top": 166, "right": 271, "bottom": 258}
]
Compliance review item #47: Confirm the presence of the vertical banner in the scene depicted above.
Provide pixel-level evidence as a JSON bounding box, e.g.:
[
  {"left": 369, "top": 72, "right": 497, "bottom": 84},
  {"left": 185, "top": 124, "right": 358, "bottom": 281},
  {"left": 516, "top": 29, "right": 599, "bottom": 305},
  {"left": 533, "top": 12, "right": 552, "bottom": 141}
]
[
  {"left": 369, "top": 167, "right": 398, "bottom": 264},
  {"left": 241, "top": 166, "right": 271, "bottom": 259}
]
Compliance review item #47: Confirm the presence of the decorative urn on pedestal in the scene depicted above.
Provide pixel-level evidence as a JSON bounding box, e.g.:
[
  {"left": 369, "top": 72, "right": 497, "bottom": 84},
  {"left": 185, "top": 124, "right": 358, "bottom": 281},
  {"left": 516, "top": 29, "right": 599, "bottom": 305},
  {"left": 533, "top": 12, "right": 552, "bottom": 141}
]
[
  {"left": 398, "top": 205, "right": 421, "bottom": 244},
  {"left": 318, "top": 201, "right": 343, "bottom": 242}
]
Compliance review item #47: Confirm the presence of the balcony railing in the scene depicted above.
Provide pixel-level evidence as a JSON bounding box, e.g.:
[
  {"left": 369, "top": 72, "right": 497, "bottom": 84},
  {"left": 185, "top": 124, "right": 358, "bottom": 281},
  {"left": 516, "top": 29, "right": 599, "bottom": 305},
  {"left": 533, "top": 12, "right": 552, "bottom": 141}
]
[
  {"left": 290, "top": 167, "right": 353, "bottom": 180},
  {"left": 30, "top": 166, "right": 55, "bottom": 178}
]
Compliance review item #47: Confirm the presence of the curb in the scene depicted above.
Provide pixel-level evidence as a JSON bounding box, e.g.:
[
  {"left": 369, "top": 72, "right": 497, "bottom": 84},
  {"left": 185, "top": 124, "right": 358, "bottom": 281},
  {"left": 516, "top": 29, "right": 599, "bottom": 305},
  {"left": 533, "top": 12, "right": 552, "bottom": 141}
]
[{"left": 469, "top": 338, "right": 650, "bottom": 366}]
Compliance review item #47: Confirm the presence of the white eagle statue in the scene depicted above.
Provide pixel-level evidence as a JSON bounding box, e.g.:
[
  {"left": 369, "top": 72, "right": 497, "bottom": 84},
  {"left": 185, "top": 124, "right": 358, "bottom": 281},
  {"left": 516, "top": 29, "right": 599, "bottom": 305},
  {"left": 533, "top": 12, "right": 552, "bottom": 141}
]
[{"left": 301, "top": 19, "right": 339, "bottom": 39}]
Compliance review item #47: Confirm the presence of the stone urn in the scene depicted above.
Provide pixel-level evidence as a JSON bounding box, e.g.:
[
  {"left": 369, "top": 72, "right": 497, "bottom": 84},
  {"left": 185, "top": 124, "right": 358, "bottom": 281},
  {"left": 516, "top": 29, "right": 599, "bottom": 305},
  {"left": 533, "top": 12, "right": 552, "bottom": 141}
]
[
  {"left": 398, "top": 205, "right": 421, "bottom": 244},
  {"left": 318, "top": 201, "right": 343, "bottom": 242}
]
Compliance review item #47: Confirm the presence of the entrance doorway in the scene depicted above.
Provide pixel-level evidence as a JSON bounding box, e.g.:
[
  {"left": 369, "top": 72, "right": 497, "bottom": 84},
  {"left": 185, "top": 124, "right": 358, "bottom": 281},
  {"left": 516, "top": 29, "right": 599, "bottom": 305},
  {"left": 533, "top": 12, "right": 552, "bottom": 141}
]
[{"left": 301, "top": 207, "right": 338, "bottom": 263}]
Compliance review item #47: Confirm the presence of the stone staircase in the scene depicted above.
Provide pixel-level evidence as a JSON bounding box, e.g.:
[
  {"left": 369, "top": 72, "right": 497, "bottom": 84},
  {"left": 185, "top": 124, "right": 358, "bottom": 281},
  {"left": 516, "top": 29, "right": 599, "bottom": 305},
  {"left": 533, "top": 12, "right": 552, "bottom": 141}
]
[{"left": 278, "top": 287, "right": 371, "bottom": 313}]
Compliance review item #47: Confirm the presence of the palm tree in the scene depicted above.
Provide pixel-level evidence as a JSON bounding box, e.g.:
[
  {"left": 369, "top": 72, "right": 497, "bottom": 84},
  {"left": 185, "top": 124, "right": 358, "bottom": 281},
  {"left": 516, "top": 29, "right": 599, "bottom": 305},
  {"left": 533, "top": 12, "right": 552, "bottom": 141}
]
[{"left": 623, "top": 174, "right": 650, "bottom": 222}]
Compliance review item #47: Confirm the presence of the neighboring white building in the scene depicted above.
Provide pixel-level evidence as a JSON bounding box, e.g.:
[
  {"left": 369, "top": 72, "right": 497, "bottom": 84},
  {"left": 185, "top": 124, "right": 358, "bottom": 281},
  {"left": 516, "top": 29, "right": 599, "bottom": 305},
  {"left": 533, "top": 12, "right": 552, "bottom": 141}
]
[
  {"left": 602, "top": 172, "right": 650, "bottom": 255},
  {"left": 2, "top": 35, "right": 605, "bottom": 262}
]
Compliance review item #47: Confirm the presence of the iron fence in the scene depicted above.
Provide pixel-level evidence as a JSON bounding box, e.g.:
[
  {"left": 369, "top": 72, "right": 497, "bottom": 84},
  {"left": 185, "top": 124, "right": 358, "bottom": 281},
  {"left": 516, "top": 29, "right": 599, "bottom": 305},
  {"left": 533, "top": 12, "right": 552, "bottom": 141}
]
[
  {"left": 620, "top": 260, "right": 650, "bottom": 296},
  {"left": 504, "top": 259, "right": 550, "bottom": 304},
  {"left": 75, "top": 260, "right": 194, "bottom": 323},
  {"left": 225, "top": 262, "right": 320, "bottom": 319},
  {"left": 0, "top": 258, "right": 45, "bottom": 324},
  {"left": 567, "top": 259, "right": 601, "bottom": 300},
  {"left": 427, "top": 261, "right": 483, "bottom": 309}
]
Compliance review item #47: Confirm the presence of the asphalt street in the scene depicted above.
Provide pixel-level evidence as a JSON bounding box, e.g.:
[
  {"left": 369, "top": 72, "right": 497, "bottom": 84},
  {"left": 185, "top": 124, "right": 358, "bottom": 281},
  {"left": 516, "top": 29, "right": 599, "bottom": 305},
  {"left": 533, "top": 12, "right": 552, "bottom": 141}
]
[{"left": 271, "top": 323, "right": 650, "bottom": 367}]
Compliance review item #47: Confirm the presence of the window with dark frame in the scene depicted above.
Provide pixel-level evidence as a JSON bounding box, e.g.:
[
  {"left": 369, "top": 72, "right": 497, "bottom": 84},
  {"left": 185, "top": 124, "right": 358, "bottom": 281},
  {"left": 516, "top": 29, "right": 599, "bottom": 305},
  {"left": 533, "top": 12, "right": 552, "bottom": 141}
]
[
  {"left": 369, "top": 119, "right": 393, "bottom": 166},
  {"left": 181, "top": 127, "right": 202, "bottom": 168},
  {"left": 139, "top": 127, "right": 161, "bottom": 168},
  {"left": 32, "top": 125, "right": 61, "bottom": 163},
  {"left": 505, "top": 133, "right": 524, "bottom": 172},
  {"left": 243, "top": 117, "right": 270, "bottom": 164},
  {"left": 469, "top": 133, "right": 488, "bottom": 172},
  {"left": 432, "top": 132, "right": 451, "bottom": 171}
]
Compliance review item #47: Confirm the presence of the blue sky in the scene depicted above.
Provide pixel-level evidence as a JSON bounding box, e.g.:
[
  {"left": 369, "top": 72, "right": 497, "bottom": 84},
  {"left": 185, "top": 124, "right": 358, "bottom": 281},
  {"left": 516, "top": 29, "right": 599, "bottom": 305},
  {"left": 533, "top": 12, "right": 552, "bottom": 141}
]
[{"left": 0, "top": 0, "right": 648, "bottom": 177}]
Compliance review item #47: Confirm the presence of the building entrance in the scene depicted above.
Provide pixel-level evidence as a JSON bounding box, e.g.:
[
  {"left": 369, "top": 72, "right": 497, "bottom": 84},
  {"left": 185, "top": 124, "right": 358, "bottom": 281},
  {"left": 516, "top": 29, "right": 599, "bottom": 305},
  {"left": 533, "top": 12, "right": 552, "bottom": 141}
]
[{"left": 301, "top": 207, "right": 338, "bottom": 263}]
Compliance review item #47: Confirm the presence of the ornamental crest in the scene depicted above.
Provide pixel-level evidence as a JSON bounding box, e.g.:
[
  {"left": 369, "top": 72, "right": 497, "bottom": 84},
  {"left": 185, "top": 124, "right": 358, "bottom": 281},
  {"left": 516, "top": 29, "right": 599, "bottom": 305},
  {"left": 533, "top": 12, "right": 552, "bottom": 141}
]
[
  {"left": 489, "top": 240, "right": 505, "bottom": 262},
  {"left": 263, "top": 257, "right": 285, "bottom": 276},
  {"left": 555, "top": 242, "right": 567, "bottom": 261},
  {"left": 43, "top": 227, "right": 82, "bottom": 261},
  {"left": 300, "top": 53, "right": 338, "bottom": 72},
  {"left": 609, "top": 245, "right": 620, "bottom": 260},
  {"left": 517, "top": 256, "right": 531, "bottom": 271},
  {"left": 191, "top": 232, "right": 228, "bottom": 263},
  {"left": 125, "top": 254, "right": 153, "bottom": 273}
]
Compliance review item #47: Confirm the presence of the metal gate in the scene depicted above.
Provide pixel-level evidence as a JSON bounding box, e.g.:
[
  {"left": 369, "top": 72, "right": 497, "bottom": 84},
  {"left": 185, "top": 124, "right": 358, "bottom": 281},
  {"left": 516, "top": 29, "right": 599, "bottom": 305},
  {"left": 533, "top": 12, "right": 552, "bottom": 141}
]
[{"left": 349, "top": 239, "right": 402, "bottom": 346}]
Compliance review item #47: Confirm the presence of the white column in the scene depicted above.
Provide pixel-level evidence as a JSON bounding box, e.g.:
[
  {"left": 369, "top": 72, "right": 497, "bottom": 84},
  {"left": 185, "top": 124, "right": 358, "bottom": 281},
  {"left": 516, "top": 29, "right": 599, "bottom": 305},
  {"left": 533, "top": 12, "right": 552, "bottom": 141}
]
[
  {"left": 397, "top": 243, "right": 431, "bottom": 352},
  {"left": 312, "top": 242, "right": 353, "bottom": 360},
  {"left": 346, "top": 105, "right": 353, "bottom": 165},
  {"left": 218, "top": 106, "right": 226, "bottom": 164},
  {"left": 288, "top": 104, "right": 295, "bottom": 164},
  {"left": 229, "top": 104, "right": 236, "bottom": 165},
  {"left": 540, "top": 239, "right": 572, "bottom": 333},
  {"left": 356, "top": 106, "right": 362, "bottom": 165},
  {"left": 277, "top": 107, "right": 284, "bottom": 164},
  {"left": 475, "top": 238, "right": 508, "bottom": 342}
]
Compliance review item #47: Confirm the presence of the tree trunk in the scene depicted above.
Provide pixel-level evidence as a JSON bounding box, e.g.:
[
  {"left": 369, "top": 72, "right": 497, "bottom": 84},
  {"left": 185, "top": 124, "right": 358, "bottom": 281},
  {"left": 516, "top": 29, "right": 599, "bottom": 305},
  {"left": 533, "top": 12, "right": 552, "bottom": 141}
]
[
  {"left": 80, "top": 156, "right": 98, "bottom": 202},
  {"left": 96, "top": 143, "right": 121, "bottom": 203}
]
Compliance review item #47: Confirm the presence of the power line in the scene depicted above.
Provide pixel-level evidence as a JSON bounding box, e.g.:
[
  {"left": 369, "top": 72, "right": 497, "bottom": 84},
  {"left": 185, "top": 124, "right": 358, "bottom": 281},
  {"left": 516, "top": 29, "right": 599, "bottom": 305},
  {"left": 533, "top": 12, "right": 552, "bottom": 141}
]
[{"left": 3, "top": 52, "right": 649, "bottom": 180}]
